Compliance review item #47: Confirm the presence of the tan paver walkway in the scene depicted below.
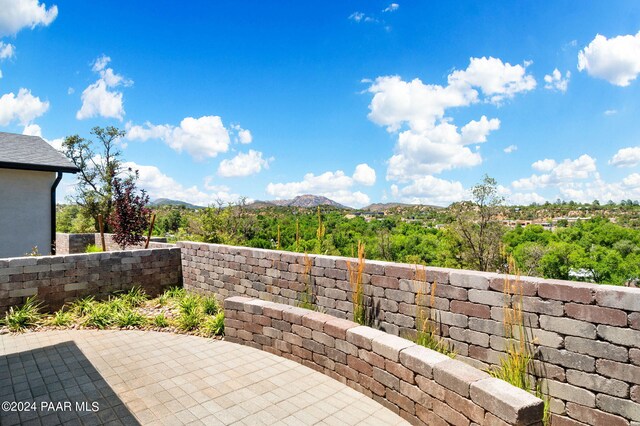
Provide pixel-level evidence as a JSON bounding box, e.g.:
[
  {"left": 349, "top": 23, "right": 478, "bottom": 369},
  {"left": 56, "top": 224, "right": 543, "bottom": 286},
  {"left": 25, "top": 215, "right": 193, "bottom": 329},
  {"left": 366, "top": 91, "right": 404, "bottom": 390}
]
[{"left": 0, "top": 330, "right": 409, "bottom": 425}]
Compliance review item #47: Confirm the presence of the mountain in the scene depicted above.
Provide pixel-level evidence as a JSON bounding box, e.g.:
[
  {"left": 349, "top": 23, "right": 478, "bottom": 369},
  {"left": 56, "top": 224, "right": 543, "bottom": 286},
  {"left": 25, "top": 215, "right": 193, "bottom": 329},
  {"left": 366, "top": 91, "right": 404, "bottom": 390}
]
[
  {"left": 149, "top": 198, "right": 203, "bottom": 209},
  {"left": 248, "top": 194, "right": 350, "bottom": 209},
  {"left": 362, "top": 202, "right": 444, "bottom": 212}
]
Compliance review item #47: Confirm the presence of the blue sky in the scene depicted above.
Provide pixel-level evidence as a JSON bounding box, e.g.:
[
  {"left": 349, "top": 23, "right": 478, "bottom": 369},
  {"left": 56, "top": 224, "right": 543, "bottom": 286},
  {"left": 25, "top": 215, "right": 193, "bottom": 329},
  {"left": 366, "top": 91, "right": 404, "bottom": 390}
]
[{"left": 3, "top": 1, "right": 640, "bottom": 207}]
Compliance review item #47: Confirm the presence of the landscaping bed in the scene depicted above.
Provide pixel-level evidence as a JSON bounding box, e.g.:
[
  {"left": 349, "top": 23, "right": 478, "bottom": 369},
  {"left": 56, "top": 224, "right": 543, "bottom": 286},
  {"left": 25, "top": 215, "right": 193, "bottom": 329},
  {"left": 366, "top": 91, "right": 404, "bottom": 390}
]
[{"left": 0, "top": 287, "right": 224, "bottom": 338}]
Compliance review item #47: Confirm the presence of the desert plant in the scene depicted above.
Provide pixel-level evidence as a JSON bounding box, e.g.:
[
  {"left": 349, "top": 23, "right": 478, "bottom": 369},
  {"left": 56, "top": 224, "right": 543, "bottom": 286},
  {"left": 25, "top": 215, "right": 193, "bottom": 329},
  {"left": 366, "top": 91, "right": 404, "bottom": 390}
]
[
  {"left": 201, "top": 311, "right": 225, "bottom": 336},
  {"left": 347, "top": 241, "right": 368, "bottom": 325},
  {"left": 414, "top": 267, "right": 455, "bottom": 357},
  {"left": 3, "top": 296, "right": 43, "bottom": 331},
  {"left": 490, "top": 256, "right": 550, "bottom": 425},
  {"left": 298, "top": 253, "right": 316, "bottom": 310}
]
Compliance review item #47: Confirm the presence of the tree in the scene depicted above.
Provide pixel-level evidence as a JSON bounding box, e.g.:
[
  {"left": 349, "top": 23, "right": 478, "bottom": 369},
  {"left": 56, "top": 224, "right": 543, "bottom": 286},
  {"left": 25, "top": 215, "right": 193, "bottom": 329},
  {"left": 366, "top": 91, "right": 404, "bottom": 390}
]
[
  {"left": 62, "top": 126, "right": 127, "bottom": 232},
  {"left": 108, "top": 174, "right": 151, "bottom": 249},
  {"left": 449, "top": 175, "right": 505, "bottom": 272}
]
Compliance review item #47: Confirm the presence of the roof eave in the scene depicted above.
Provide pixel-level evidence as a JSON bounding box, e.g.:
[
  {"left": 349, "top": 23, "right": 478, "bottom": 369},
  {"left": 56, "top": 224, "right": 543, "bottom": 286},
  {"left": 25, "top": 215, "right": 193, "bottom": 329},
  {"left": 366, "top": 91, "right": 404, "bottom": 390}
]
[{"left": 0, "top": 161, "right": 80, "bottom": 174}]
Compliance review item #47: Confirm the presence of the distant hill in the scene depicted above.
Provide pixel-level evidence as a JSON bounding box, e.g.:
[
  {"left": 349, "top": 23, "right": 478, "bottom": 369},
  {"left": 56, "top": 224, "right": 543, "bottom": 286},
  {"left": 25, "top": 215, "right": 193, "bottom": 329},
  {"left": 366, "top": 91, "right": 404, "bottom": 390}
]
[
  {"left": 149, "top": 198, "right": 203, "bottom": 209},
  {"left": 362, "top": 202, "right": 444, "bottom": 212},
  {"left": 248, "top": 194, "right": 351, "bottom": 209}
]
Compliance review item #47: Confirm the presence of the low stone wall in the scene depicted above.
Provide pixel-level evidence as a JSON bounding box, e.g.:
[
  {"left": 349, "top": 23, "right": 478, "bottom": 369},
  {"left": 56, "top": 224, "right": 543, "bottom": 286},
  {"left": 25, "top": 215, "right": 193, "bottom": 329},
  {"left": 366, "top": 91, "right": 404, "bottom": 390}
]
[
  {"left": 179, "top": 242, "right": 640, "bottom": 425},
  {"left": 225, "top": 296, "right": 544, "bottom": 426},
  {"left": 55, "top": 233, "right": 171, "bottom": 254},
  {"left": 0, "top": 247, "right": 182, "bottom": 313}
]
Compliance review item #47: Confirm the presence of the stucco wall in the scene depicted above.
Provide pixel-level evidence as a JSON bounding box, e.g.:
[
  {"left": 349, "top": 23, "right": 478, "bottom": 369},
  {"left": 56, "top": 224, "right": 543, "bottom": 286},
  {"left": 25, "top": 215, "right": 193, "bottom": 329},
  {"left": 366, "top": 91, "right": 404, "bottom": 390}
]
[
  {"left": 0, "top": 169, "right": 55, "bottom": 258},
  {"left": 179, "top": 241, "right": 640, "bottom": 425}
]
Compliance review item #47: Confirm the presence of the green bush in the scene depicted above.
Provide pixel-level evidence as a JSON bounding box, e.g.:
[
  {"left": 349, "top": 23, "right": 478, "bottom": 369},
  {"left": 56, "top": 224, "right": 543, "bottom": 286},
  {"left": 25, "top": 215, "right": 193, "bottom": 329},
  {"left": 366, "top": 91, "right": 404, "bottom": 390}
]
[
  {"left": 85, "top": 244, "right": 102, "bottom": 253},
  {"left": 201, "top": 311, "right": 225, "bottom": 337},
  {"left": 3, "top": 296, "right": 43, "bottom": 332},
  {"left": 82, "top": 303, "right": 115, "bottom": 329},
  {"left": 49, "top": 309, "right": 75, "bottom": 327},
  {"left": 153, "top": 313, "right": 169, "bottom": 327},
  {"left": 202, "top": 296, "right": 220, "bottom": 315},
  {"left": 115, "top": 309, "right": 146, "bottom": 327}
]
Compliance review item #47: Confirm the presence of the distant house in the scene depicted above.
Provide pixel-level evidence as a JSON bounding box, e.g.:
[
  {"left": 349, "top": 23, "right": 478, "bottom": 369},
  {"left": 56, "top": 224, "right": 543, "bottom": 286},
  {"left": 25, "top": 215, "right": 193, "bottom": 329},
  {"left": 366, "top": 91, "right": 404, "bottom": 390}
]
[{"left": 0, "top": 132, "right": 79, "bottom": 258}]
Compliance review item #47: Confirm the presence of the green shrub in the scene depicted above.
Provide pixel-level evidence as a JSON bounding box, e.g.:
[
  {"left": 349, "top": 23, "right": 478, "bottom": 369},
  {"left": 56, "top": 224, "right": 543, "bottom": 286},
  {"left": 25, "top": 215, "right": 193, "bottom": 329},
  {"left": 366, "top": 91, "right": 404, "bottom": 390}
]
[
  {"left": 71, "top": 296, "right": 96, "bottom": 316},
  {"left": 202, "top": 296, "right": 220, "bottom": 315},
  {"left": 115, "top": 309, "right": 146, "bottom": 327},
  {"left": 177, "top": 294, "right": 203, "bottom": 331},
  {"left": 82, "top": 303, "right": 115, "bottom": 329},
  {"left": 3, "top": 296, "right": 43, "bottom": 332},
  {"left": 119, "top": 286, "right": 148, "bottom": 307},
  {"left": 49, "top": 309, "right": 74, "bottom": 327},
  {"left": 153, "top": 313, "right": 169, "bottom": 327},
  {"left": 159, "top": 286, "right": 186, "bottom": 306},
  {"left": 85, "top": 244, "right": 102, "bottom": 253},
  {"left": 201, "top": 311, "right": 224, "bottom": 337}
]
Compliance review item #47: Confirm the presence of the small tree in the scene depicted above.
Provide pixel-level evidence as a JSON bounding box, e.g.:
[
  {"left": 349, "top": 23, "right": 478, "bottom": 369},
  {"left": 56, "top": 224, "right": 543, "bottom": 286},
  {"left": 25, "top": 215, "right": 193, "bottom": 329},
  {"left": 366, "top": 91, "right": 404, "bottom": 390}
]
[
  {"left": 449, "top": 175, "right": 505, "bottom": 272},
  {"left": 108, "top": 173, "right": 151, "bottom": 249}
]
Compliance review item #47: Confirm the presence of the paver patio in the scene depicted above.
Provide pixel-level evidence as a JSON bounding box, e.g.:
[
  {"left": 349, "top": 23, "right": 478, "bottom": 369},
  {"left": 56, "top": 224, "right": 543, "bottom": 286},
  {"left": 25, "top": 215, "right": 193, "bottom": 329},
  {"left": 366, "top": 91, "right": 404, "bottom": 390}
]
[{"left": 0, "top": 330, "right": 409, "bottom": 425}]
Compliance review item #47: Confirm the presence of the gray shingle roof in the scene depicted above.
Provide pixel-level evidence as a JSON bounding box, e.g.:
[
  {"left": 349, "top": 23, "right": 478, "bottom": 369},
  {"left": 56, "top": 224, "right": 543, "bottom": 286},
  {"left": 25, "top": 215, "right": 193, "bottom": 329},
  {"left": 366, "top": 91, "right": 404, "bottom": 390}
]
[{"left": 0, "top": 132, "right": 79, "bottom": 173}]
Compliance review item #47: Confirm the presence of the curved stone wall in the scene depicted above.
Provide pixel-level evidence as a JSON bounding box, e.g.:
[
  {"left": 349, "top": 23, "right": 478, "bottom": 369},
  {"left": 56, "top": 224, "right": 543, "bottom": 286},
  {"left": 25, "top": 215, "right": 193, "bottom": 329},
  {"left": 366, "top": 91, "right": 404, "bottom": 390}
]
[
  {"left": 179, "top": 242, "right": 640, "bottom": 425},
  {"left": 224, "top": 296, "right": 544, "bottom": 426}
]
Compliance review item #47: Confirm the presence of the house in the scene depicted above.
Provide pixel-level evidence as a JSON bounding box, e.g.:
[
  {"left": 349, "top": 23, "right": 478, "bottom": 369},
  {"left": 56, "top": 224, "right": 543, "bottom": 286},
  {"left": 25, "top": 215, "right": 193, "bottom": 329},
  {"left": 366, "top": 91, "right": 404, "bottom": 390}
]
[{"left": 0, "top": 132, "right": 79, "bottom": 257}]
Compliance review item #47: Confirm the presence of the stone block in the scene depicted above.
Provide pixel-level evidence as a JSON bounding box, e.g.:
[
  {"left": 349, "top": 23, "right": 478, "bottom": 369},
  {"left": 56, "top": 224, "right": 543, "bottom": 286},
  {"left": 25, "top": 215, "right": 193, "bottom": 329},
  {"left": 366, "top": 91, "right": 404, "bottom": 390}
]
[
  {"left": 470, "top": 378, "right": 544, "bottom": 425},
  {"left": 450, "top": 300, "right": 491, "bottom": 319},
  {"left": 565, "top": 303, "right": 627, "bottom": 326},
  {"left": 596, "top": 394, "right": 640, "bottom": 422},
  {"left": 566, "top": 370, "right": 629, "bottom": 397},
  {"left": 346, "top": 326, "right": 387, "bottom": 350},
  {"left": 323, "top": 317, "right": 358, "bottom": 340},
  {"left": 596, "top": 287, "right": 640, "bottom": 312},
  {"left": 373, "top": 367, "right": 400, "bottom": 390},
  {"left": 565, "top": 336, "right": 628, "bottom": 362},
  {"left": 433, "top": 358, "right": 490, "bottom": 398},
  {"left": 371, "top": 333, "right": 415, "bottom": 362},
  {"left": 398, "top": 345, "right": 449, "bottom": 379},
  {"left": 468, "top": 289, "right": 508, "bottom": 307},
  {"left": 449, "top": 271, "right": 495, "bottom": 290},
  {"left": 565, "top": 402, "right": 630, "bottom": 426},
  {"left": 545, "top": 379, "right": 596, "bottom": 407},
  {"left": 538, "top": 347, "right": 595, "bottom": 372},
  {"left": 538, "top": 280, "right": 597, "bottom": 304},
  {"left": 540, "top": 315, "right": 596, "bottom": 338},
  {"left": 224, "top": 296, "right": 253, "bottom": 311},
  {"left": 597, "top": 359, "right": 640, "bottom": 384},
  {"left": 597, "top": 324, "right": 640, "bottom": 348}
]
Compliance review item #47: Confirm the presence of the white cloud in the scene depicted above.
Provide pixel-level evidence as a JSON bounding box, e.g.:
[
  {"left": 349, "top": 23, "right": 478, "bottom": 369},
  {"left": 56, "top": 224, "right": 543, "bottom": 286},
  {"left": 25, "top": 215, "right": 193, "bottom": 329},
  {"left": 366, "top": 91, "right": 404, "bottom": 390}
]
[
  {"left": 609, "top": 146, "right": 640, "bottom": 168},
  {"left": 578, "top": 32, "right": 640, "bottom": 86},
  {"left": 230, "top": 124, "right": 252, "bottom": 144},
  {"left": 448, "top": 56, "right": 536, "bottom": 104},
  {"left": 383, "top": 3, "right": 399, "bottom": 12},
  {"left": 122, "top": 161, "right": 243, "bottom": 206},
  {"left": 544, "top": 68, "right": 571, "bottom": 92},
  {"left": 390, "top": 175, "right": 467, "bottom": 206},
  {"left": 366, "top": 57, "right": 532, "bottom": 182},
  {"left": 513, "top": 155, "right": 597, "bottom": 190},
  {"left": 504, "top": 144, "right": 517, "bottom": 153},
  {"left": 126, "top": 116, "right": 231, "bottom": 161},
  {"left": 217, "top": 150, "right": 271, "bottom": 177},
  {"left": 531, "top": 159, "right": 557, "bottom": 172},
  {"left": 353, "top": 163, "right": 376, "bottom": 186},
  {"left": 507, "top": 192, "right": 546, "bottom": 205},
  {"left": 76, "top": 55, "right": 132, "bottom": 120},
  {"left": 0, "top": 88, "right": 49, "bottom": 125},
  {"left": 266, "top": 165, "right": 375, "bottom": 207},
  {"left": 22, "top": 123, "right": 41, "bottom": 136},
  {"left": 604, "top": 109, "right": 617, "bottom": 116},
  {"left": 0, "top": 0, "right": 57, "bottom": 37},
  {"left": 348, "top": 12, "right": 376, "bottom": 23},
  {"left": 0, "top": 41, "right": 14, "bottom": 59}
]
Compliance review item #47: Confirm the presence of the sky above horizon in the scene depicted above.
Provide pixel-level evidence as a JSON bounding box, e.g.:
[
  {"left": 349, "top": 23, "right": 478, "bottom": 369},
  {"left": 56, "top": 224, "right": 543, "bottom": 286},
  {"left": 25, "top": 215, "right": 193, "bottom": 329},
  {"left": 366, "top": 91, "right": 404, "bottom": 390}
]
[{"left": 3, "top": 1, "right": 640, "bottom": 208}]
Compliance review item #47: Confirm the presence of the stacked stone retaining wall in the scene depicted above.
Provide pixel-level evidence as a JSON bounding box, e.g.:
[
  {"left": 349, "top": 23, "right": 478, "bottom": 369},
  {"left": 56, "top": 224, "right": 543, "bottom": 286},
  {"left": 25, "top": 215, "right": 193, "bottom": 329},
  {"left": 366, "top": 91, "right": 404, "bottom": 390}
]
[
  {"left": 225, "top": 296, "right": 544, "bottom": 426},
  {"left": 179, "top": 242, "right": 640, "bottom": 426},
  {"left": 55, "top": 233, "right": 171, "bottom": 254},
  {"left": 0, "top": 248, "right": 182, "bottom": 313}
]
